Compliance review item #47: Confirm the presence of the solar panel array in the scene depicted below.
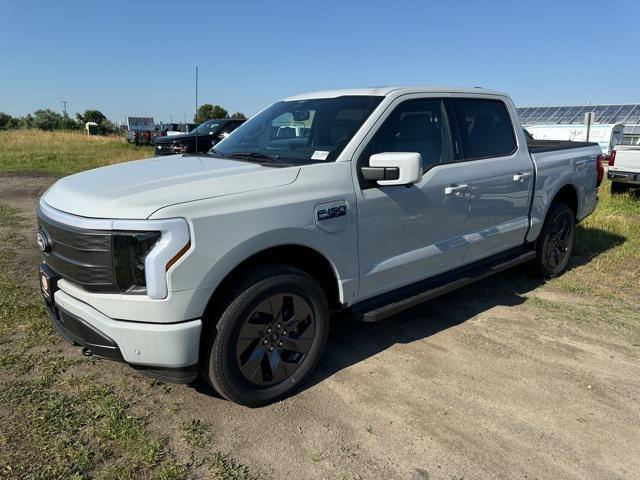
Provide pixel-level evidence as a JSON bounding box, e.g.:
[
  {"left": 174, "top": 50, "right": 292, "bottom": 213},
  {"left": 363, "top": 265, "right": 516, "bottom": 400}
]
[{"left": 517, "top": 104, "right": 640, "bottom": 125}]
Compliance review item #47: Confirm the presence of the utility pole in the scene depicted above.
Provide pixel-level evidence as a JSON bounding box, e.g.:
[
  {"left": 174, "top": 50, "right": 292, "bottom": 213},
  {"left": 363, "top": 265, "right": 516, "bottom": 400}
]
[
  {"left": 61, "top": 100, "right": 68, "bottom": 115},
  {"left": 195, "top": 66, "right": 199, "bottom": 122},
  {"left": 195, "top": 66, "right": 199, "bottom": 153},
  {"left": 584, "top": 112, "right": 594, "bottom": 142}
]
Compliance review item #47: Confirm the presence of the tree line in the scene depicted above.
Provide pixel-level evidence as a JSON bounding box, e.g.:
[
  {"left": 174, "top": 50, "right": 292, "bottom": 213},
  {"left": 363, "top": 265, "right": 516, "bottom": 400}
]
[
  {"left": 0, "top": 103, "right": 248, "bottom": 134},
  {"left": 0, "top": 109, "right": 118, "bottom": 134},
  {"left": 195, "top": 104, "right": 246, "bottom": 123}
]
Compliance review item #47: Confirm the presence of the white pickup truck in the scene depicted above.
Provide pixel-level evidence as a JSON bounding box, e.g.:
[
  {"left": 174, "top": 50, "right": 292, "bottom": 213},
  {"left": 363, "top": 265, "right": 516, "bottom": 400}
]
[
  {"left": 608, "top": 145, "right": 640, "bottom": 194},
  {"left": 36, "top": 86, "right": 602, "bottom": 406}
]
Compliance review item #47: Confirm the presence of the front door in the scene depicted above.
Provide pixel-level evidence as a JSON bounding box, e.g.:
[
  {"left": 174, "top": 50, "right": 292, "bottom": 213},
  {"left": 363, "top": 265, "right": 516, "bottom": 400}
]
[{"left": 355, "top": 97, "right": 470, "bottom": 300}]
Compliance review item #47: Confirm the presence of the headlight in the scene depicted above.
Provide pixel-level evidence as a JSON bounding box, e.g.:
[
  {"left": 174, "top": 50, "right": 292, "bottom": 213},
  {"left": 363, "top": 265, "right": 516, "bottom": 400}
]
[
  {"left": 110, "top": 218, "right": 190, "bottom": 299},
  {"left": 113, "top": 231, "right": 161, "bottom": 293}
]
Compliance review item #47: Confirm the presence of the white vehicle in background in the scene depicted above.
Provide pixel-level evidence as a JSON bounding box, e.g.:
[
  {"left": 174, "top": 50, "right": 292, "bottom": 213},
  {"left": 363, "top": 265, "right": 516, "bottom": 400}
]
[
  {"left": 608, "top": 145, "right": 640, "bottom": 194},
  {"left": 526, "top": 124, "right": 624, "bottom": 156},
  {"left": 162, "top": 123, "right": 198, "bottom": 136}
]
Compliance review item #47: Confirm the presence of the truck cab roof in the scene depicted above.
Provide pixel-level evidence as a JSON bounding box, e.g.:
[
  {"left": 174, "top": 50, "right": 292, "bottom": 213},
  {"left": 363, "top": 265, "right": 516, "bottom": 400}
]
[{"left": 284, "top": 86, "right": 508, "bottom": 101}]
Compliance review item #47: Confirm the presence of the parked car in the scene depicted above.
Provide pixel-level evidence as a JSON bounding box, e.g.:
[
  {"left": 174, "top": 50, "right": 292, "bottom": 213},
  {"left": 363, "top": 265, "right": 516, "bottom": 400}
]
[
  {"left": 607, "top": 145, "right": 640, "bottom": 193},
  {"left": 36, "top": 86, "right": 601, "bottom": 406},
  {"left": 154, "top": 119, "right": 244, "bottom": 155},
  {"left": 158, "top": 123, "right": 198, "bottom": 137}
]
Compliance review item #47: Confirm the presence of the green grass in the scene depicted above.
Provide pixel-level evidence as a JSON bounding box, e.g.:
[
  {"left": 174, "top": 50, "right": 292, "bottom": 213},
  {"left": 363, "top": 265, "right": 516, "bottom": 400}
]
[
  {"left": 0, "top": 205, "right": 22, "bottom": 227},
  {"left": 548, "top": 179, "right": 640, "bottom": 302},
  {"left": 0, "top": 129, "right": 153, "bottom": 175}
]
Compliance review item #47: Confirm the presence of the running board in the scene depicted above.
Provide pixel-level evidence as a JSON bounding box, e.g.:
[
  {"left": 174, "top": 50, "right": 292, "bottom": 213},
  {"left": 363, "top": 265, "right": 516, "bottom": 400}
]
[{"left": 351, "top": 248, "right": 536, "bottom": 323}]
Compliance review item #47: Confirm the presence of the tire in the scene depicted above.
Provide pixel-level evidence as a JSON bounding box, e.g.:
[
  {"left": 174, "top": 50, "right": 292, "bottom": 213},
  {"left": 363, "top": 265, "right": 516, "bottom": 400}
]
[
  {"left": 201, "top": 264, "right": 329, "bottom": 407},
  {"left": 534, "top": 203, "right": 576, "bottom": 278},
  {"left": 610, "top": 181, "right": 629, "bottom": 195}
]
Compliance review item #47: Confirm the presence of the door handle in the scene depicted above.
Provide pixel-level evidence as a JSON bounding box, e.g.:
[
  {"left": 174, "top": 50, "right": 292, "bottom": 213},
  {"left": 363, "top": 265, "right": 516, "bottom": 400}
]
[
  {"left": 513, "top": 172, "right": 531, "bottom": 182},
  {"left": 444, "top": 184, "right": 469, "bottom": 195}
]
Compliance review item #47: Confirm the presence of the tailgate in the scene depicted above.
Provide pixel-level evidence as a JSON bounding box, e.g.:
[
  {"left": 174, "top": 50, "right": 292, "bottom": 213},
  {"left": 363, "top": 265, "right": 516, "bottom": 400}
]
[{"left": 613, "top": 146, "right": 640, "bottom": 171}]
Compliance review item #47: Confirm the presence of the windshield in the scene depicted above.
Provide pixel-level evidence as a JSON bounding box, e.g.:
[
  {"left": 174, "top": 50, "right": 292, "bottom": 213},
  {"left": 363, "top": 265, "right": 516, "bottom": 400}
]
[
  {"left": 191, "top": 121, "right": 224, "bottom": 135},
  {"left": 213, "top": 96, "right": 383, "bottom": 163}
]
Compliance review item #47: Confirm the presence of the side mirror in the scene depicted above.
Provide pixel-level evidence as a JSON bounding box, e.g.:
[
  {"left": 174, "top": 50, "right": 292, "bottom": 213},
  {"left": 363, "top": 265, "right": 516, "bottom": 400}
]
[{"left": 361, "top": 152, "right": 422, "bottom": 186}]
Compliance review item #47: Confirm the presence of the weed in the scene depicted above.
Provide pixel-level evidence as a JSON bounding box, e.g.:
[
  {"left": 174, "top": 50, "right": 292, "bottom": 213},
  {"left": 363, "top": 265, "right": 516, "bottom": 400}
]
[{"left": 181, "top": 418, "right": 210, "bottom": 448}]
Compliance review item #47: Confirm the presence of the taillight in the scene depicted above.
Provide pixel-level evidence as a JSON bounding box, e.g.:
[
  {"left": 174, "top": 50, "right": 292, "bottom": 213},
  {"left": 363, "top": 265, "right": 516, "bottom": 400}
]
[
  {"left": 608, "top": 150, "right": 616, "bottom": 166},
  {"left": 595, "top": 154, "right": 604, "bottom": 187}
]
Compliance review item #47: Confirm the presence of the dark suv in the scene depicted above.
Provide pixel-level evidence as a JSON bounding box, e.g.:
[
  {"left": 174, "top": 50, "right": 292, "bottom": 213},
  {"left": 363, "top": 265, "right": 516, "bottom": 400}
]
[{"left": 154, "top": 119, "right": 245, "bottom": 156}]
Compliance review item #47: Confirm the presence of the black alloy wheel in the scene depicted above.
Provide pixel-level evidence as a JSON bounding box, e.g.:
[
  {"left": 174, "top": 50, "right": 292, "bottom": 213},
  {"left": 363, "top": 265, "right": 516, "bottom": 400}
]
[
  {"left": 236, "top": 293, "right": 315, "bottom": 386},
  {"left": 534, "top": 203, "right": 576, "bottom": 278},
  {"left": 546, "top": 210, "right": 573, "bottom": 270},
  {"left": 201, "top": 264, "right": 329, "bottom": 407}
]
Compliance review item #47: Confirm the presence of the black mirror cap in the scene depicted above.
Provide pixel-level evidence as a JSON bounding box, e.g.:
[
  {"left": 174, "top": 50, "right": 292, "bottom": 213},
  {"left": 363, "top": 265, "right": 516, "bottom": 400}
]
[{"left": 361, "top": 166, "right": 400, "bottom": 182}]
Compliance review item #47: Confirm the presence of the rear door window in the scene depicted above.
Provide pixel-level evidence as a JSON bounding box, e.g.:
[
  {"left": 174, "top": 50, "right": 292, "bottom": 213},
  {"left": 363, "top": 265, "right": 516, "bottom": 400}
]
[{"left": 449, "top": 99, "right": 516, "bottom": 159}]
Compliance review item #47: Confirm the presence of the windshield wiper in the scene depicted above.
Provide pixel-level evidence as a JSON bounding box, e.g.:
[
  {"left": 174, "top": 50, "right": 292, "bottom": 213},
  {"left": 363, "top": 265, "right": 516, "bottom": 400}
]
[{"left": 228, "top": 151, "right": 282, "bottom": 162}]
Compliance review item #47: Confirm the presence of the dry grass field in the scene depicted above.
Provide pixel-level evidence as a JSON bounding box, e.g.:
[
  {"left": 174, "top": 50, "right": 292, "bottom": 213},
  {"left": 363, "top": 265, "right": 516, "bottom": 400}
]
[
  {"left": 0, "top": 130, "right": 638, "bottom": 479},
  {"left": 0, "top": 130, "right": 153, "bottom": 175}
]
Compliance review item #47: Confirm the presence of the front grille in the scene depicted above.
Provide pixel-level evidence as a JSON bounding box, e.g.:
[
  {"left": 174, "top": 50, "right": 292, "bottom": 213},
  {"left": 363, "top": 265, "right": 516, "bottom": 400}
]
[{"left": 37, "top": 207, "right": 117, "bottom": 293}]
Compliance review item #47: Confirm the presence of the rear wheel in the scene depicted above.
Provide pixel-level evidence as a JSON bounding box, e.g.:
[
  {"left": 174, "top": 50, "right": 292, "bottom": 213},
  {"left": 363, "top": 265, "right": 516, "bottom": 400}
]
[
  {"left": 201, "top": 265, "right": 329, "bottom": 407},
  {"left": 610, "top": 181, "right": 629, "bottom": 195},
  {"left": 534, "top": 203, "right": 576, "bottom": 278}
]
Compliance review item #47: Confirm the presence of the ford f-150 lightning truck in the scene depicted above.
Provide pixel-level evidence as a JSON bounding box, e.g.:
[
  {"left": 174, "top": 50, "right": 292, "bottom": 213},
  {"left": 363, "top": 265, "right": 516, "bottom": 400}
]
[{"left": 36, "top": 86, "right": 602, "bottom": 406}]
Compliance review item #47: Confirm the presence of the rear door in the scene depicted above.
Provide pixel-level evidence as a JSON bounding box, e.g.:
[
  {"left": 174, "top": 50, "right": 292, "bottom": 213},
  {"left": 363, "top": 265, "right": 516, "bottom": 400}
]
[{"left": 447, "top": 97, "right": 534, "bottom": 263}]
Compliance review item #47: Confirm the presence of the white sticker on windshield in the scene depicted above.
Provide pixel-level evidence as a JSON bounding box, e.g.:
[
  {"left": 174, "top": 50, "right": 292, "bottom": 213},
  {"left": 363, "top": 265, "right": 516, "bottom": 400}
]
[{"left": 311, "top": 150, "right": 330, "bottom": 161}]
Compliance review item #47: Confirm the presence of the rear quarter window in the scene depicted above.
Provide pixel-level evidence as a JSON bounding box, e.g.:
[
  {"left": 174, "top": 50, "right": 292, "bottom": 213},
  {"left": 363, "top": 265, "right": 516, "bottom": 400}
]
[{"left": 450, "top": 99, "right": 516, "bottom": 159}]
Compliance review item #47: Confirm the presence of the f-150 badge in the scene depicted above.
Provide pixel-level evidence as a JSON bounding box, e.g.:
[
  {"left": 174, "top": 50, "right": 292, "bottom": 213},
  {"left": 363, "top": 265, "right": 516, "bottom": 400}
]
[{"left": 314, "top": 201, "right": 349, "bottom": 233}]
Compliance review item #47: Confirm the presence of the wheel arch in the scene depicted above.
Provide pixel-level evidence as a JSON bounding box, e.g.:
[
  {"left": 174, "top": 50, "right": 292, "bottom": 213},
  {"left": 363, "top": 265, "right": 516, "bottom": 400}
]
[
  {"left": 550, "top": 183, "right": 579, "bottom": 218},
  {"left": 201, "top": 244, "right": 344, "bottom": 331}
]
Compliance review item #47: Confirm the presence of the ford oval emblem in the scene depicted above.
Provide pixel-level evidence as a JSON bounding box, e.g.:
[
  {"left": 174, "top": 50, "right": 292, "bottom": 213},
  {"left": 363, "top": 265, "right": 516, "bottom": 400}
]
[{"left": 36, "top": 229, "right": 52, "bottom": 254}]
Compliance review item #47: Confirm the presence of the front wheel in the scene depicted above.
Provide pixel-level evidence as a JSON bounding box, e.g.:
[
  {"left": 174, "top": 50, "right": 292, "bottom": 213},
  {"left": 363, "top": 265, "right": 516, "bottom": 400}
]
[
  {"left": 534, "top": 203, "right": 576, "bottom": 278},
  {"left": 201, "top": 265, "right": 329, "bottom": 407}
]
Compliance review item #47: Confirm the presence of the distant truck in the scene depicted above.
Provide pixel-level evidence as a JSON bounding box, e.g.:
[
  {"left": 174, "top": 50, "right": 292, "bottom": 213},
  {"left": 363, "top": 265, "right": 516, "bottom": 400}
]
[
  {"left": 125, "top": 116, "right": 158, "bottom": 145},
  {"left": 526, "top": 124, "right": 624, "bottom": 156},
  {"left": 607, "top": 145, "right": 640, "bottom": 194},
  {"left": 154, "top": 119, "right": 244, "bottom": 155}
]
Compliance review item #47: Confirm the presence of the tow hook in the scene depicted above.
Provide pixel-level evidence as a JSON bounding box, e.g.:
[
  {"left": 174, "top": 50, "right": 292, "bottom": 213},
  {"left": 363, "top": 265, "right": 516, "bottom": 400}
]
[{"left": 81, "top": 347, "right": 93, "bottom": 357}]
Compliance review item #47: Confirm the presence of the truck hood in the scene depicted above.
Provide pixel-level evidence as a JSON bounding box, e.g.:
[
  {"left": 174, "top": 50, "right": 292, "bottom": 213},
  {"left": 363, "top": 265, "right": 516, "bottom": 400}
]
[{"left": 42, "top": 155, "right": 300, "bottom": 219}]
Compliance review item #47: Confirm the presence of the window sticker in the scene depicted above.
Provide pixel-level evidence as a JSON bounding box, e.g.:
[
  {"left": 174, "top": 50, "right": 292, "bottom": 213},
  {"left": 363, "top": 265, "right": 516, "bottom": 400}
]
[{"left": 311, "top": 150, "right": 330, "bottom": 161}]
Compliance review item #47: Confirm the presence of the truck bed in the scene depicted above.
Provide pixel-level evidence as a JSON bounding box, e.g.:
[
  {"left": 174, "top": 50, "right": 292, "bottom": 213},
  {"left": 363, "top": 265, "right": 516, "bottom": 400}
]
[{"left": 527, "top": 138, "right": 599, "bottom": 154}]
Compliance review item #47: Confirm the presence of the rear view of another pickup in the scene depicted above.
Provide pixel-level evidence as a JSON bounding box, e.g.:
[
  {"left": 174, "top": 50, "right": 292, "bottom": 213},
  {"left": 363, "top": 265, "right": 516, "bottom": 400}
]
[{"left": 608, "top": 145, "right": 640, "bottom": 194}]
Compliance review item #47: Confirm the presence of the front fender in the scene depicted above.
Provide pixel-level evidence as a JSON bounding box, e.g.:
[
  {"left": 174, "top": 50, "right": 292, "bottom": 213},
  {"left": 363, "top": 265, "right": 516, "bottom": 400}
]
[{"left": 195, "top": 228, "right": 355, "bottom": 306}]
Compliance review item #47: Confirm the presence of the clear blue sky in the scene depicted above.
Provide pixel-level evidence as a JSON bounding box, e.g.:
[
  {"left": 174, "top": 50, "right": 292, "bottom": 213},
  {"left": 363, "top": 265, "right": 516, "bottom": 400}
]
[{"left": 1, "top": 0, "right": 638, "bottom": 123}]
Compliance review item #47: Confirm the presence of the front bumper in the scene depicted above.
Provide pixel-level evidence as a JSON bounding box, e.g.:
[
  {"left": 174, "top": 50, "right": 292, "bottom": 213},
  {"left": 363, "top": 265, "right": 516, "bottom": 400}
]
[
  {"left": 154, "top": 144, "right": 184, "bottom": 156},
  {"left": 608, "top": 169, "right": 640, "bottom": 185},
  {"left": 46, "top": 287, "right": 202, "bottom": 384}
]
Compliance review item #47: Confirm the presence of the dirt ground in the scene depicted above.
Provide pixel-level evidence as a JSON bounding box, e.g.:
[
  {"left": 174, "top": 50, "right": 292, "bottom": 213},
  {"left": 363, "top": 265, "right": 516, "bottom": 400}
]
[{"left": 1, "top": 173, "right": 639, "bottom": 480}]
